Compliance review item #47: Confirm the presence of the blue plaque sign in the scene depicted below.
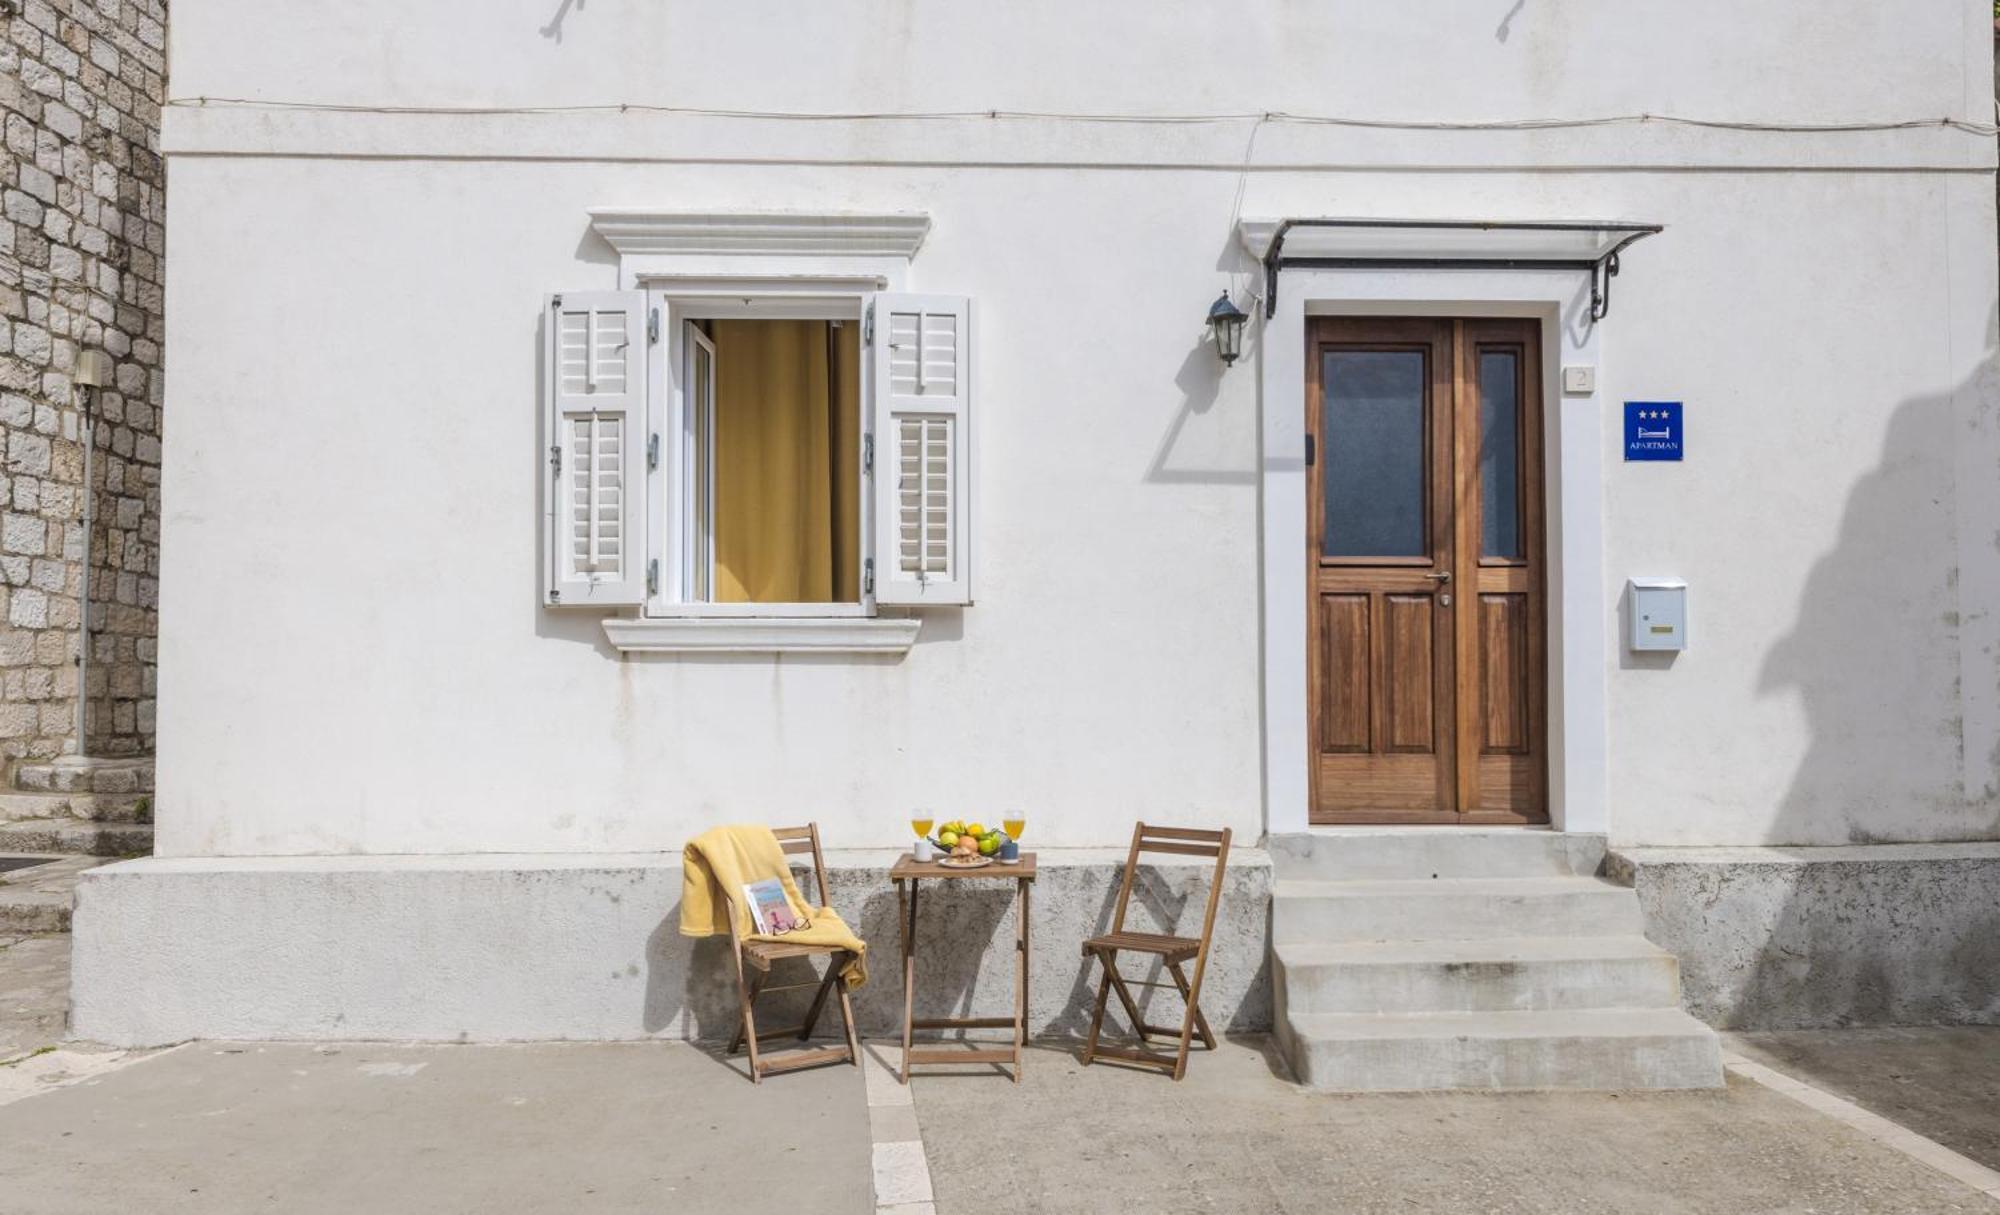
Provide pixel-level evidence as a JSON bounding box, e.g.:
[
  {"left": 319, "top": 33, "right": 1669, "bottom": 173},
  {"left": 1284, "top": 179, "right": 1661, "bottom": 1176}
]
[{"left": 1624, "top": 401, "right": 1683, "bottom": 462}]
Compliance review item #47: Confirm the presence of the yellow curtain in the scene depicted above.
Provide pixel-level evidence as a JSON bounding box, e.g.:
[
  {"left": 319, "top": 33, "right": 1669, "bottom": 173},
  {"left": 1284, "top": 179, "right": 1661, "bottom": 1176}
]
[{"left": 711, "top": 320, "right": 860, "bottom": 603}]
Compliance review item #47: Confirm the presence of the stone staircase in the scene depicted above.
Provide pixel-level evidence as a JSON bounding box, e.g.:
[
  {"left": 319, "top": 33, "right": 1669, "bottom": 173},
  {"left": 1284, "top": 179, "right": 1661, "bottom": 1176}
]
[
  {"left": 0, "top": 757, "right": 153, "bottom": 933},
  {"left": 1269, "top": 829, "right": 1723, "bottom": 1091}
]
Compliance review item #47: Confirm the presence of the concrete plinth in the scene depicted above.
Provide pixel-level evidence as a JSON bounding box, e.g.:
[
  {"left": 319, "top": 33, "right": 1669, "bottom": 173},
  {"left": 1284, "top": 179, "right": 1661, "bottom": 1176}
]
[
  {"left": 69, "top": 849, "right": 1270, "bottom": 1046},
  {"left": 1610, "top": 843, "right": 2000, "bottom": 1029}
]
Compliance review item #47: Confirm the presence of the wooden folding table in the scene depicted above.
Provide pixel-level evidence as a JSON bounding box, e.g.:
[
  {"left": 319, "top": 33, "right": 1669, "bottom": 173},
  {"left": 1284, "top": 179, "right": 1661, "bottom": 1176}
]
[{"left": 890, "top": 852, "right": 1036, "bottom": 1083}]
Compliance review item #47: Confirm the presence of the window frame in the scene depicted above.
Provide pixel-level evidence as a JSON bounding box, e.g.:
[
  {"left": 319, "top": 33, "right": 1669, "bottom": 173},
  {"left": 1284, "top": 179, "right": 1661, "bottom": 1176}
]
[{"left": 644, "top": 277, "right": 878, "bottom": 619}]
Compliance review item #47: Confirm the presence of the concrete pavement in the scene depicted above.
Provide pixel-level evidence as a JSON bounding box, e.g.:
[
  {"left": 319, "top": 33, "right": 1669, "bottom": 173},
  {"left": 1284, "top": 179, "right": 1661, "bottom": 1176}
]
[
  {"left": 0, "top": 1040, "right": 875, "bottom": 1215},
  {"left": 910, "top": 1038, "right": 2000, "bottom": 1214}
]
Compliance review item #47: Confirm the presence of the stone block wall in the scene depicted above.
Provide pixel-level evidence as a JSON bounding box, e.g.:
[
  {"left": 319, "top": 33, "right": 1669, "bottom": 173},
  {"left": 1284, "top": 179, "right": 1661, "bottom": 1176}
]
[{"left": 0, "top": 0, "right": 165, "bottom": 764}]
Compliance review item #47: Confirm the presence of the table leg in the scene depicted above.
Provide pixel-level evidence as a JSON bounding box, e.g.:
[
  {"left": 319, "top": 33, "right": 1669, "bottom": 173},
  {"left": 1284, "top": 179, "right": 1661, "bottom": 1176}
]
[
  {"left": 899, "top": 877, "right": 918, "bottom": 1085},
  {"left": 1013, "top": 876, "right": 1029, "bottom": 1083}
]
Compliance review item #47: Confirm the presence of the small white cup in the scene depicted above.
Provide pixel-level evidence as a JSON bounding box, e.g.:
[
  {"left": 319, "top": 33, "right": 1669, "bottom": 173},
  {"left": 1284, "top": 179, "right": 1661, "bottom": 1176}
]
[{"left": 914, "top": 839, "right": 938, "bottom": 862}]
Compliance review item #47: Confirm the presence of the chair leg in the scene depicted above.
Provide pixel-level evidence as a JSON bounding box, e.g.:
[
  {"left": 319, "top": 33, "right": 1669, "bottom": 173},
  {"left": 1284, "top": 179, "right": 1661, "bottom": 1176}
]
[
  {"left": 835, "top": 954, "right": 861, "bottom": 1066},
  {"left": 800, "top": 961, "right": 841, "bottom": 1041},
  {"left": 729, "top": 969, "right": 769, "bottom": 1055},
  {"left": 1081, "top": 948, "right": 1115, "bottom": 1065},
  {"left": 1171, "top": 952, "right": 1218, "bottom": 1082},
  {"left": 1103, "top": 958, "right": 1149, "bottom": 1042},
  {"left": 1167, "top": 960, "right": 1217, "bottom": 1050},
  {"left": 730, "top": 955, "right": 765, "bottom": 1084}
]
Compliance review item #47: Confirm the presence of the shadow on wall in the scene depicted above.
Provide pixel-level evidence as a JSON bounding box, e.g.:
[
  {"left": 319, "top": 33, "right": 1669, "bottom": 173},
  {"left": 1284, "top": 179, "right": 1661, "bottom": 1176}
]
[
  {"left": 540, "top": 0, "right": 585, "bottom": 43},
  {"left": 1696, "top": 304, "right": 2000, "bottom": 1028}
]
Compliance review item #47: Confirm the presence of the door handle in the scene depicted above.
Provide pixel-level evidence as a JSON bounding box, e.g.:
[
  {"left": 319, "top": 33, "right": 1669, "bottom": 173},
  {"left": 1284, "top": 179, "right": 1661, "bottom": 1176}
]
[{"left": 1424, "top": 570, "right": 1452, "bottom": 582}]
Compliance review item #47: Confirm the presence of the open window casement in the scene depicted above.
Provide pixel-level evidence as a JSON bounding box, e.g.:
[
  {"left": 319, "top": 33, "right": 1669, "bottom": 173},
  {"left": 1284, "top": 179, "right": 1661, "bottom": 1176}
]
[
  {"left": 868, "top": 294, "right": 974, "bottom": 606},
  {"left": 545, "top": 291, "right": 647, "bottom": 606}
]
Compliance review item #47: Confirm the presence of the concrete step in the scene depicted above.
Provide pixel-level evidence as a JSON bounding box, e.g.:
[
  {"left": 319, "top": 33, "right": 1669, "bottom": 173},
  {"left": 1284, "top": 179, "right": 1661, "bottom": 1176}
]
[
  {"left": 0, "top": 854, "right": 101, "bottom": 933},
  {"left": 1272, "top": 876, "right": 1645, "bottom": 944},
  {"left": 1280, "top": 1008, "right": 1724, "bottom": 1091},
  {"left": 0, "top": 818, "right": 151, "bottom": 857},
  {"left": 1274, "top": 936, "right": 1682, "bottom": 1015},
  {"left": 0, "top": 792, "right": 151, "bottom": 823},
  {"left": 1271, "top": 829, "right": 1604, "bottom": 882},
  {"left": 12, "top": 757, "right": 153, "bottom": 795}
]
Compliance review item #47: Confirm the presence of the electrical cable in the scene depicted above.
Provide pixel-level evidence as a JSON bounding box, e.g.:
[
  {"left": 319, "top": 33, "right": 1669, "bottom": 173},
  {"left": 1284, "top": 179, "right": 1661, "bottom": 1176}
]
[{"left": 167, "top": 96, "right": 2000, "bottom": 138}]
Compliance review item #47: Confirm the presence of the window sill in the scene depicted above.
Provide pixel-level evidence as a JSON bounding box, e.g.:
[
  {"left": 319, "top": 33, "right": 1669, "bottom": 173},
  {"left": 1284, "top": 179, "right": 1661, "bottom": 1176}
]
[{"left": 602, "top": 615, "right": 922, "bottom": 655}]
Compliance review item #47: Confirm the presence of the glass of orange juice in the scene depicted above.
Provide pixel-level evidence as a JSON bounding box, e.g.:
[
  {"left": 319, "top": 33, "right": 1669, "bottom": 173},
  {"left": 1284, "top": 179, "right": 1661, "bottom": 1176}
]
[
  {"left": 911, "top": 812, "right": 935, "bottom": 840},
  {"left": 1003, "top": 814, "right": 1025, "bottom": 842}
]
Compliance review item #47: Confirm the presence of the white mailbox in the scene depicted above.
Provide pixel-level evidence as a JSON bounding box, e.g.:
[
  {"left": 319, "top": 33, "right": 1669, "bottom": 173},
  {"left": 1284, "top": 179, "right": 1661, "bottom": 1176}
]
[{"left": 1628, "top": 578, "right": 1688, "bottom": 652}]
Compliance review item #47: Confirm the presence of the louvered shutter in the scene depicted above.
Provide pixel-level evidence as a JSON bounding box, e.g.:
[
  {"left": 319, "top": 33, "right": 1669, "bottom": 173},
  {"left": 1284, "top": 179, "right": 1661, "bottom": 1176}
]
[
  {"left": 545, "top": 292, "right": 646, "bottom": 606},
  {"left": 869, "top": 294, "right": 973, "bottom": 605}
]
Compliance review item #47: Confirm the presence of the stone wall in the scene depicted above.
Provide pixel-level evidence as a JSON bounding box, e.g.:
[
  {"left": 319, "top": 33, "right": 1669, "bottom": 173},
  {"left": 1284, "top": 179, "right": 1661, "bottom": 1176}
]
[
  {"left": 1612, "top": 844, "right": 2000, "bottom": 1029},
  {"left": 0, "top": 0, "right": 165, "bottom": 764},
  {"left": 69, "top": 850, "right": 1274, "bottom": 1046}
]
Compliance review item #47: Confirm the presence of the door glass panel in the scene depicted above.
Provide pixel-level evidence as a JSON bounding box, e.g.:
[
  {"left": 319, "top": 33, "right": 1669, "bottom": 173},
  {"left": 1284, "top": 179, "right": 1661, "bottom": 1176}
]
[
  {"left": 1322, "top": 350, "right": 1426, "bottom": 558},
  {"left": 1477, "top": 350, "right": 1521, "bottom": 559}
]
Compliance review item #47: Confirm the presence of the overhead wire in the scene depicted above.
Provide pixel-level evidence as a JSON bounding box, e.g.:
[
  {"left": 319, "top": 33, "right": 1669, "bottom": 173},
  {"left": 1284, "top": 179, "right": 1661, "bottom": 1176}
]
[{"left": 167, "top": 97, "right": 2000, "bottom": 138}]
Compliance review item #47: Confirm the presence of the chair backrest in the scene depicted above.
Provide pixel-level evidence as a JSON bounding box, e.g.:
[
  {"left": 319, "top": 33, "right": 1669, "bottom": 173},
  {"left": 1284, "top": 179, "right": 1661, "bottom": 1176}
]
[
  {"left": 1108, "top": 822, "right": 1233, "bottom": 944},
  {"left": 771, "top": 823, "right": 833, "bottom": 908}
]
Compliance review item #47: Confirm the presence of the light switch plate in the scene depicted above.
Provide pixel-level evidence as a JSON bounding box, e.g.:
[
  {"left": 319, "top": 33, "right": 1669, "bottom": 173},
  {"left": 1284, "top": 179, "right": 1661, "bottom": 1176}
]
[{"left": 1562, "top": 365, "right": 1597, "bottom": 395}]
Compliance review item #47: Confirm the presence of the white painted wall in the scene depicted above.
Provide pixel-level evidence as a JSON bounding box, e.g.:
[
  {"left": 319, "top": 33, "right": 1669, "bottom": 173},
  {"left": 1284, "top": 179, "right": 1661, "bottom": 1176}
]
[{"left": 157, "top": 2, "right": 1999, "bottom": 853}]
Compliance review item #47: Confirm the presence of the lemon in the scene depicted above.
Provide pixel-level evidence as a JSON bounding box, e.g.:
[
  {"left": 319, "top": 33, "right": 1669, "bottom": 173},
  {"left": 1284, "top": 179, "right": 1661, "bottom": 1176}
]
[{"left": 966, "top": 822, "right": 986, "bottom": 838}]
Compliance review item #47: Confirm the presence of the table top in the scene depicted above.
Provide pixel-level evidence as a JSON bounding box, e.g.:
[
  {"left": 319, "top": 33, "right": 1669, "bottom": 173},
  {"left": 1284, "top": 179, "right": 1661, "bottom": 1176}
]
[{"left": 890, "top": 852, "right": 1037, "bottom": 880}]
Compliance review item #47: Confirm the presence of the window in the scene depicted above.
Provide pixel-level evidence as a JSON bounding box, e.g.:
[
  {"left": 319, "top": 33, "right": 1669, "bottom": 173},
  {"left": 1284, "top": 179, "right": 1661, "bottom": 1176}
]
[
  {"left": 673, "top": 312, "right": 864, "bottom": 607},
  {"left": 543, "top": 289, "right": 974, "bottom": 622}
]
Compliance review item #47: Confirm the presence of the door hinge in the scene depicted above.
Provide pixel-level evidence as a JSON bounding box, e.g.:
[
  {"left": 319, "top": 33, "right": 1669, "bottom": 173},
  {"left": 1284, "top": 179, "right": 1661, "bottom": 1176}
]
[
  {"left": 1304, "top": 433, "right": 1316, "bottom": 467},
  {"left": 863, "top": 308, "right": 873, "bottom": 345},
  {"left": 549, "top": 444, "right": 562, "bottom": 475},
  {"left": 647, "top": 307, "right": 660, "bottom": 345},
  {"left": 864, "top": 558, "right": 875, "bottom": 597},
  {"left": 647, "top": 432, "right": 660, "bottom": 471},
  {"left": 647, "top": 558, "right": 659, "bottom": 596},
  {"left": 863, "top": 433, "right": 874, "bottom": 476}
]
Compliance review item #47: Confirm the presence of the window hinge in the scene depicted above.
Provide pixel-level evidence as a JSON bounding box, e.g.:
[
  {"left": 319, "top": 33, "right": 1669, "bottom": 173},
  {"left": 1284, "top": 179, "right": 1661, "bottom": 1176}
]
[
  {"left": 863, "top": 433, "right": 874, "bottom": 476},
  {"left": 549, "top": 444, "right": 562, "bottom": 475},
  {"left": 647, "top": 307, "right": 660, "bottom": 345},
  {"left": 647, "top": 432, "right": 660, "bottom": 470},
  {"left": 647, "top": 558, "right": 659, "bottom": 597},
  {"left": 864, "top": 558, "right": 875, "bottom": 597}
]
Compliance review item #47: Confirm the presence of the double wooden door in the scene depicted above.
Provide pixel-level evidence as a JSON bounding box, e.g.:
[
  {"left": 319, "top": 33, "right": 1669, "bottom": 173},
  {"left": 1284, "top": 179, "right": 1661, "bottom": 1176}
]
[{"left": 1307, "top": 318, "right": 1547, "bottom": 824}]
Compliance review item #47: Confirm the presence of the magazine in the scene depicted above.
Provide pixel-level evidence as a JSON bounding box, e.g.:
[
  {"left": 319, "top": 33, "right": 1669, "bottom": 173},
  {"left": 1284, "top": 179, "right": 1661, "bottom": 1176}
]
[{"left": 742, "top": 878, "right": 804, "bottom": 935}]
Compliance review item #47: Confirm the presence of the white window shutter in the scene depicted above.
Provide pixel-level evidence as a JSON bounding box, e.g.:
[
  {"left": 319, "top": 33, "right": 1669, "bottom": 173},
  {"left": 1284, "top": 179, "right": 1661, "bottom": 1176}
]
[
  {"left": 545, "top": 291, "right": 647, "bottom": 606},
  {"left": 869, "top": 294, "right": 973, "bottom": 605}
]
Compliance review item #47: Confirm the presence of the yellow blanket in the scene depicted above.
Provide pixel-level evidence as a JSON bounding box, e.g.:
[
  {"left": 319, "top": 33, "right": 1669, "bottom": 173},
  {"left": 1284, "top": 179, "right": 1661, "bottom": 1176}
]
[{"left": 681, "top": 824, "right": 867, "bottom": 989}]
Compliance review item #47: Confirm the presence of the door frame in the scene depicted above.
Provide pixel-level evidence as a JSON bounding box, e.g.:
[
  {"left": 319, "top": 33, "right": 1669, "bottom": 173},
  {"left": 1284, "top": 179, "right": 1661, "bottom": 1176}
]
[{"left": 1255, "top": 266, "right": 1609, "bottom": 836}]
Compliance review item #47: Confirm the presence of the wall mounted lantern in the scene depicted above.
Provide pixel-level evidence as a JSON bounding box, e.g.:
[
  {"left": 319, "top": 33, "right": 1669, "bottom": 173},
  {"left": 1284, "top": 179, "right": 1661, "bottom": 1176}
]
[{"left": 1207, "top": 292, "right": 1248, "bottom": 366}]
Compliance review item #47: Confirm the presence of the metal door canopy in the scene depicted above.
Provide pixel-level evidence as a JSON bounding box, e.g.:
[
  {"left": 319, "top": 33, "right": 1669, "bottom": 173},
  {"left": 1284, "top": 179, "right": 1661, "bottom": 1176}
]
[{"left": 1239, "top": 219, "right": 1663, "bottom": 320}]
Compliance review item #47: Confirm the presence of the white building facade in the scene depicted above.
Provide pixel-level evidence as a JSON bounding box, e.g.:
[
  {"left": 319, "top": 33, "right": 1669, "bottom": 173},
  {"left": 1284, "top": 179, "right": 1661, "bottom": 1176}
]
[{"left": 72, "top": 2, "right": 2000, "bottom": 1054}]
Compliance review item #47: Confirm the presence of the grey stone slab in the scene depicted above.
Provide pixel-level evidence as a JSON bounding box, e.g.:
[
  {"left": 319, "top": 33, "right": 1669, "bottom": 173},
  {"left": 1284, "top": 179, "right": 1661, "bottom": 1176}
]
[
  {"left": 0, "top": 1041, "right": 873, "bottom": 1215},
  {"left": 1613, "top": 844, "right": 2000, "bottom": 1028},
  {"left": 0, "top": 931, "right": 70, "bottom": 1060},
  {"left": 914, "top": 1038, "right": 1998, "bottom": 1214},
  {"left": 1726, "top": 1027, "right": 2000, "bottom": 1173}
]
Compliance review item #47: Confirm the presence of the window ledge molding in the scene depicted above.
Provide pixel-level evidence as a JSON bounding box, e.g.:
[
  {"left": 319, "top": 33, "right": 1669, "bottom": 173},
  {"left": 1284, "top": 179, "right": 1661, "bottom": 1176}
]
[
  {"left": 602, "top": 615, "right": 922, "bottom": 655},
  {"left": 588, "top": 210, "right": 932, "bottom": 258}
]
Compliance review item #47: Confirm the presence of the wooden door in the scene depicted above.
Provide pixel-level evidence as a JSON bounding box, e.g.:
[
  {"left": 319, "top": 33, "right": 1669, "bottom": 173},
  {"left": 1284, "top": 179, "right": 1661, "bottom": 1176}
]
[{"left": 1307, "top": 318, "right": 1546, "bottom": 824}]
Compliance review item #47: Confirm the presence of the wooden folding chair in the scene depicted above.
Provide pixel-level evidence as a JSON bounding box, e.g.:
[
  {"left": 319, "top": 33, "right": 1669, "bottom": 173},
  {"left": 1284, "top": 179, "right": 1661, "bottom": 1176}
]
[
  {"left": 1079, "top": 822, "right": 1232, "bottom": 1080},
  {"left": 723, "top": 823, "right": 862, "bottom": 1083}
]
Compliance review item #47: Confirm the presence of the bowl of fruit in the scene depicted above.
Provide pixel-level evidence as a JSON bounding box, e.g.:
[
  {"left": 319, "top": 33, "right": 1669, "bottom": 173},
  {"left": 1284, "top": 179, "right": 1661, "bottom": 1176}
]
[{"left": 931, "top": 820, "right": 1009, "bottom": 868}]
